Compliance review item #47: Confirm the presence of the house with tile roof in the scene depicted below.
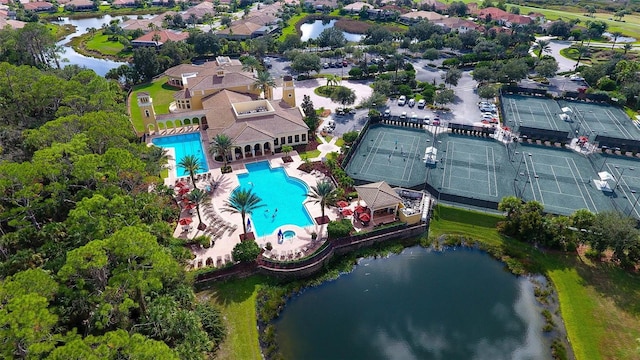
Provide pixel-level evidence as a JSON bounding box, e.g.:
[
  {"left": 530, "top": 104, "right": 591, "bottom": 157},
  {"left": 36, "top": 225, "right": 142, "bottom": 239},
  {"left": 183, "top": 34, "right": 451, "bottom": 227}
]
[
  {"left": 399, "top": 10, "right": 444, "bottom": 24},
  {"left": 63, "top": 0, "right": 95, "bottom": 11},
  {"left": 0, "top": 17, "right": 25, "bottom": 28},
  {"left": 131, "top": 29, "right": 190, "bottom": 48},
  {"left": 121, "top": 12, "right": 175, "bottom": 32},
  {"left": 138, "top": 57, "right": 308, "bottom": 160},
  {"left": 343, "top": 1, "right": 370, "bottom": 13},
  {"left": 434, "top": 17, "right": 482, "bottom": 33},
  {"left": 182, "top": 2, "right": 216, "bottom": 22},
  {"left": 23, "top": 2, "right": 55, "bottom": 12}
]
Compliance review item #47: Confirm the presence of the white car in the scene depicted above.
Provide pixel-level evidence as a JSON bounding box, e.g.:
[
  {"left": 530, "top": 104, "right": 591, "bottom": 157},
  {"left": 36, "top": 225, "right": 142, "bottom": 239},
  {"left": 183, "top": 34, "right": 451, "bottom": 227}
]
[
  {"left": 408, "top": 98, "right": 416, "bottom": 107},
  {"left": 398, "top": 95, "right": 407, "bottom": 106},
  {"left": 423, "top": 115, "right": 430, "bottom": 125},
  {"left": 410, "top": 112, "right": 417, "bottom": 122},
  {"left": 570, "top": 74, "right": 585, "bottom": 81},
  {"left": 417, "top": 99, "right": 426, "bottom": 108},
  {"left": 400, "top": 111, "right": 407, "bottom": 119},
  {"left": 478, "top": 101, "right": 491, "bottom": 108},
  {"left": 383, "top": 109, "right": 391, "bottom": 118}
]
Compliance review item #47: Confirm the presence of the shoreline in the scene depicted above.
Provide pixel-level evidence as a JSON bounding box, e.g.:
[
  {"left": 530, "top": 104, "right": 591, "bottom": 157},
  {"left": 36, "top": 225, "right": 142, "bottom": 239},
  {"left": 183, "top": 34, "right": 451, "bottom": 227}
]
[{"left": 255, "top": 237, "right": 574, "bottom": 360}]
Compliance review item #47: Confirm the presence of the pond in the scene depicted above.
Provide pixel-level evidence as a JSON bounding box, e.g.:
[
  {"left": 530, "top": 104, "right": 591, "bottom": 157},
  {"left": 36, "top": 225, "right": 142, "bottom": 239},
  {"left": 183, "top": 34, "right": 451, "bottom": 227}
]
[
  {"left": 51, "top": 14, "right": 152, "bottom": 76},
  {"left": 275, "top": 247, "right": 550, "bottom": 359},
  {"left": 602, "top": 32, "right": 636, "bottom": 43},
  {"left": 300, "top": 19, "right": 364, "bottom": 42}
]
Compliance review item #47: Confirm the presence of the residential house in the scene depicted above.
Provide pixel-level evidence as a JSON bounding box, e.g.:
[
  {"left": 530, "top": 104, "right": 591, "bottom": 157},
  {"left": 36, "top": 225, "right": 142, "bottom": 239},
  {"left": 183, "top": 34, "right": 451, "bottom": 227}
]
[
  {"left": 182, "top": 2, "right": 215, "bottom": 22},
  {"left": 121, "top": 11, "right": 175, "bottom": 32},
  {"left": 304, "top": 0, "right": 338, "bottom": 11},
  {"left": 0, "top": 17, "right": 25, "bottom": 28},
  {"left": 416, "top": 0, "right": 447, "bottom": 13},
  {"left": 131, "top": 29, "right": 189, "bottom": 47},
  {"left": 476, "top": 7, "right": 532, "bottom": 27},
  {"left": 216, "top": 20, "right": 278, "bottom": 40},
  {"left": 399, "top": 10, "right": 444, "bottom": 24},
  {"left": 64, "top": 0, "right": 95, "bottom": 11},
  {"left": 23, "top": 2, "right": 55, "bottom": 12},
  {"left": 139, "top": 57, "right": 308, "bottom": 160},
  {"left": 112, "top": 0, "right": 136, "bottom": 7},
  {"left": 343, "top": 1, "right": 370, "bottom": 14},
  {"left": 526, "top": 12, "right": 546, "bottom": 24},
  {"left": 434, "top": 17, "right": 482, "bottom": 33}
]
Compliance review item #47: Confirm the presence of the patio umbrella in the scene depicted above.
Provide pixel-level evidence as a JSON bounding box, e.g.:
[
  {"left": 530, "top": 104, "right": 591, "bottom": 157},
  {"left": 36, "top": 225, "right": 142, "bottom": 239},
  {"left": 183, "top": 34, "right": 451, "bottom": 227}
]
[
  {"left": 336, "top": 200, "right": 349, "bottom": 209},
  {"left": 184, "top": 203, "right": 196, "bottom": 210},
  {"left": 178, "top": 187, "right": 190, "bottom": 195},
  {"left": 341, "top": 208, "right": 353, "bottom": 216},
  {"left": 354, "top": 205, "right": 366, "bottom": 213},
  {"left": 359, "top": 213, "right": 371, "bottom": 222},
  {"left": 579, "top": 136, "right": 588, "bottom": 142},
  {"left": 179, "top": 218, "right": 193, "bottom": 225},
  {"left": 176, "top": 180, "right": 187, "bottom": 188}
]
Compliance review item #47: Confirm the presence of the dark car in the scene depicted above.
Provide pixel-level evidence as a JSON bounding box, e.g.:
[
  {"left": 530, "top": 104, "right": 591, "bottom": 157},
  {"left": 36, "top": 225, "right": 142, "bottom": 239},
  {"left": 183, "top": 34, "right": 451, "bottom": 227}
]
[{"left": 342, "top": 60, "right": 349, "bottom": 67}]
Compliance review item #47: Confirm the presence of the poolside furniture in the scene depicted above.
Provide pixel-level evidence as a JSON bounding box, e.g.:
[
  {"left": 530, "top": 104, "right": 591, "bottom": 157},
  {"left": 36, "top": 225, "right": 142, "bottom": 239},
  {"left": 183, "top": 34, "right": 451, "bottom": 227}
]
[
  {"left": 216, "top": 256, "right": 222, "bottom": 267},
  {"left": 224, "top": 254, "right": 231, "bottom": 264}
]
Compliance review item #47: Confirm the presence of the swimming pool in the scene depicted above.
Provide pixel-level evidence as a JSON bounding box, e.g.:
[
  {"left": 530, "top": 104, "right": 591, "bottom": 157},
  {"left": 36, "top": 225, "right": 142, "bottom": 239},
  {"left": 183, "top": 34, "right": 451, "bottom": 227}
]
[
  {"left": 151, "top": 133, "right": 209, "bottom": 177},
  {"left": 238, "top": 161, "right": 313, "bottom": 237}
]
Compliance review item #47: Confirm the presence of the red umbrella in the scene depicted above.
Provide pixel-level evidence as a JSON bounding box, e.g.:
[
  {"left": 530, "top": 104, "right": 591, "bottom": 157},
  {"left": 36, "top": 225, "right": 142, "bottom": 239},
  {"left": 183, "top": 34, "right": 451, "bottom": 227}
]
[
  {"left": 184, "top": 203, "right": 196, "bottom": 210},
  {"left": 359, "top": 213, "right": 371, "bottom": 222},
  {"left": 179, "top": 218, "right": 192, "bottom": 225},
  {"left": 341, "top": 208, "right": 353, "bottom": 216},
  {"left": 354, "top": 205, "right": 366, "bottom": 213},
  {"left": 176, "top": 180, "right": 187, "bottom": 188},
  {"left": 336, "top": 200, "right": 349, "bottom": 208},
  {"left": 182, "top": 198, "right": 191, "bottom": 204},
  {"left": 178, "top": 187, "right": 190, "bottom": 195},
  {"left": 579, "top": 136, "right": 588, "bottom": 142}
]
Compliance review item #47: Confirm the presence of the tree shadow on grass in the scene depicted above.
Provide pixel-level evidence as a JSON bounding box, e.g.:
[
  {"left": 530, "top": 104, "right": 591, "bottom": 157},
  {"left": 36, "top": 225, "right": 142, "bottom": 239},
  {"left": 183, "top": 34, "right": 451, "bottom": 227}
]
[{"left": 198, "top": 275, "right": 277, "bottom": 307}]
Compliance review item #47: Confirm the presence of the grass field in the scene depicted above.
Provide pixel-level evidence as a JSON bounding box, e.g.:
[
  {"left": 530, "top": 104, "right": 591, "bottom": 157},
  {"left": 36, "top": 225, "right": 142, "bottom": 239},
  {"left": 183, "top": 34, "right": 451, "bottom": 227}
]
[
  {"left": 198, "top": 276, "right": 266, "bottom": 360},
  {"left": 430, "top": 205, "right": 640, "bottom": 360},
  {"left": 129, "top": 76, "right": 177, "bottom": 132},
  {"left": 278, "top": 13, "right": 308, "bottom": 41},
  {"left": 85, "top": 32, "right": 126, "bottom": 56}
]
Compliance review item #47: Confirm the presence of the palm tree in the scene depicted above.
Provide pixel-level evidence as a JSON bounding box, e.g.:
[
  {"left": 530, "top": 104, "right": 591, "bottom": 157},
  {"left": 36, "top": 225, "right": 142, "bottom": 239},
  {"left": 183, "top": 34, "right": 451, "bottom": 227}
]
[
  {"left": 145, "top": 146, "right": 172, "bottom": 175},
  {"left": 533, "top": 39, "right": 551, "bottom": 61},
  {"left": 574, "top": 44, "right": 589, "bottom": 71},
  {"left": 221, "top": 188, "right": 265, "bottom": 236},
  {"left": 241, "top": 55, "right": 261, "bottom": 73},
  {"left": 623, "top": 43, "right": 633, "bottom": 55},
  {"left": 306, "top": 180, "right": 337, "bottom": 221},
  {"left": 187, "top": 188, "right": 208, "bottom": 229},
  {"left": 391, "top": 53, "right": 404, "bottom": 82},
  {"left": 253, "top": 71, "right": 276, "bottom": 99},
  {"left": 326, "top": 74, "right": 341, "bottom": 88},
  {"left": 610, "top": 31, "right": 622, "bottom": 50},
  {"left": 209, "top": 133, "right": 235, "bottom": 167},
  {"left": 178, "top": 154, "right": 202, "bottom": 190},
  {"left": 152, "top": 33, "right": 161, "bottom": 48}
]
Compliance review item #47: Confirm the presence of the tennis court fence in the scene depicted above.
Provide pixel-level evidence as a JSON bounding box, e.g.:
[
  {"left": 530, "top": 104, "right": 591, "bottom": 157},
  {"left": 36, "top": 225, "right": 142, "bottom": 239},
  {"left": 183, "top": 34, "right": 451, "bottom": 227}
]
[
  {"left": 595, "top": 136, "right": 640, "bottom": 153},
  {"left": 519, "top": 126, "right": 570, "bottom": 144}
]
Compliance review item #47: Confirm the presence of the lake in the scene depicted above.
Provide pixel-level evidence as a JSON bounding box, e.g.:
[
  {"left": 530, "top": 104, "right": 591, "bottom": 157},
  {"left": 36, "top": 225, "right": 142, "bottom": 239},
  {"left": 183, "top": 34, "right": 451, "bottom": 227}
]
[
  {"left": 300, "top": 19, "right": 364, "bottom": 42},
  {"left": 52, "top": 15, "right": 152, "bottom": 76},
  {"left": 276, "top": 247, "right": 549, "bottom": 360}
]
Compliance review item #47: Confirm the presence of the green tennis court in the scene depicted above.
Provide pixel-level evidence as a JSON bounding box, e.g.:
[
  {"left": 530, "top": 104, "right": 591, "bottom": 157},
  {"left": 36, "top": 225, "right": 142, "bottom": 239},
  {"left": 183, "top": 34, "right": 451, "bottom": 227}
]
[
  {"left": 557, "top": 100, "right": 640, "bottom": 141},
  {"left": 515, "top": 145, "right": 612, "bottom": 215},
  {"left": 345, "top": 124, "right": 430, "bottom": 188},
  {"left": 501, "top": 94, "right": 570, "bottom": 133},
  {"left": 597, "top": 156, "right": 640, "bottom": 217}
]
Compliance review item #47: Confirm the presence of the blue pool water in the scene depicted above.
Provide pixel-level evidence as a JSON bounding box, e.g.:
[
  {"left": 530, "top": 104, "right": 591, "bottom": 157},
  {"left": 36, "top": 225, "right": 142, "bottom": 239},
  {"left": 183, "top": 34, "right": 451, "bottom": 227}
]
[
  {"left": 151, "top": 133, "right": 209, "bottom": 177},
  {"left": 238, "top": 161, "right": 313, "bottom": 236}
]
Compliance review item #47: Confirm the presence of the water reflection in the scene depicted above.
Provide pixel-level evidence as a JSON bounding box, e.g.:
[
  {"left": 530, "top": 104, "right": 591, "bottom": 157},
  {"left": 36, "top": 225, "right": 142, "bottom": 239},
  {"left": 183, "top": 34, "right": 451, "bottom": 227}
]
[
  {"left": 276, "top": 247, "right": 548, "bottom": 360},
  {"left": 299, "top": 19, "right": 364, "bottom": 42},
  {"left": 52, "top": 15, "right": 152, "bottom": 76}
]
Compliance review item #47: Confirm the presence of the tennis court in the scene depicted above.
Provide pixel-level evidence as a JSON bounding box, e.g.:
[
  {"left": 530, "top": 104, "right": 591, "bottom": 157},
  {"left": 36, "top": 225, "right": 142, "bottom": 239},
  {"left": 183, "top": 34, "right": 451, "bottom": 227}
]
[
  {"left": 557, "top": 100, "right": 640, "bottom": 141},
  {"left": 597, "top": 156, "right": 640, "bottom": 217},
  {"left": 514, "top": 145, "right": 612, "bottom": 215},
  {"left": 427, "top": 134, "right": 513, "bottom": 206},
  {"left": 501, "top": 94, "right": 570, "bottom": 133},
  {"left": 344, "top": 124, "right": 430, "bottom": 188}
]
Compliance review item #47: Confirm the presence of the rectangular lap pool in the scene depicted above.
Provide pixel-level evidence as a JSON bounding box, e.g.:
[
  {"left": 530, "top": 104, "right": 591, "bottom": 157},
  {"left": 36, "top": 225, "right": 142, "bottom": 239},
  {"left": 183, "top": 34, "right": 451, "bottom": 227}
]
[
  {"left": 238, "top": 161, "right": 314, "bottom": 237},
  {"left": 152, "top": 132, "right": 209, "bottom": 177}
]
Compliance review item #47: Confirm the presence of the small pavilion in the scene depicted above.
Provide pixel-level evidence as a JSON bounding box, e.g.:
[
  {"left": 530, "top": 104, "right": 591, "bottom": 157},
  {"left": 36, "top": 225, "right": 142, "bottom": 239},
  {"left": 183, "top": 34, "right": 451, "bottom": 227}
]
[{"left": 354, "top": 181, "right": 403, "bottom": 224}]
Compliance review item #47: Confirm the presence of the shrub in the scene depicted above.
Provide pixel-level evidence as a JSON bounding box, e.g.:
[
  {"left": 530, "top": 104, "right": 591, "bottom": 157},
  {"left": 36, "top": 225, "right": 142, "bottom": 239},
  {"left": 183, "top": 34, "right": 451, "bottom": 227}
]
[
  {"left": 342, "top": 131, "right": 359, "bottom": 144},
  {"left": 327, "top": 219, "right": 353, "bottom": 239},
  {"left": 442, "top": 58, "right": 461, "bottom": 67},
  {"left": 348, "top": 66, "right": 363, "bottom": 78},
  {"left": 231, "top": 240, "right": 260, "bottom": 263}
]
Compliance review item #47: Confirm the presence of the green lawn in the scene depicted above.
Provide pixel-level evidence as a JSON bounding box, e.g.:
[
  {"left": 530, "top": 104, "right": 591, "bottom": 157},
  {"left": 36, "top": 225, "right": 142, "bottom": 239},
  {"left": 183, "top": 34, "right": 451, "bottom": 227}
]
[
  {"left": 85, "top": 32, "right": 126, "bottom": 56},
  {"left": 430, "top": 205, "right": 640, "bottom": 360},
  {"left": 129, "top": 76, "right": 177, "bottom": 133},
  {"left": 278, "top": 12, "right": 308, "bottom": 41},
  {"left": 198, "top": 276, "right": 266, "bottom": 360},
  {"left": 299, "top": 149, "right": 321, "bottom": 159}
]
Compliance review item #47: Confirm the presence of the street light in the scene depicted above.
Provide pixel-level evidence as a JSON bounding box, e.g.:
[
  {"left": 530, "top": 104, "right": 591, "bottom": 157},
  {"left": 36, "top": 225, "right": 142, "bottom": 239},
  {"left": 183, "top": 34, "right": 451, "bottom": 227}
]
[{"left": 627, "top": 190, "right": 640, "bottom": 217}]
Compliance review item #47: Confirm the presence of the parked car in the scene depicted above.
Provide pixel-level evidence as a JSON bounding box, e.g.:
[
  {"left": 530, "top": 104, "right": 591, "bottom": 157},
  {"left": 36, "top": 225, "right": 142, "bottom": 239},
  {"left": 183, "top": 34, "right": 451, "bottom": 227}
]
[
  {"left": 342, "top": 60, "right": 349, "bottom": 67},
  {"left": 384, "top": 109, "right": 391, "bottom": 118},
  {"left": 398, "top": 95, "right": 406, "bottom": 106},
  {"left": 400, "top": 111, "right": 407, "bottom": 119},
  {"left": 423, "top": 115, "right": 430, "bottom": 125},
  {"left": 408, "top": 98, "right": 416, "bottom": 107},
  {"left": 323, "top": 63, "right": 329, "bottom": 69},
  {"left": 263, "top": 58, "right": 272, "bottom": 68},
  {"left": 417, "top": 99, "right": 426, "bottom": 108},
  {"left": 410, "top": 112, "right": 417, "bottom": 122},
  {"left": 570, "top": 74, "right": 585, "bottom": 81}
]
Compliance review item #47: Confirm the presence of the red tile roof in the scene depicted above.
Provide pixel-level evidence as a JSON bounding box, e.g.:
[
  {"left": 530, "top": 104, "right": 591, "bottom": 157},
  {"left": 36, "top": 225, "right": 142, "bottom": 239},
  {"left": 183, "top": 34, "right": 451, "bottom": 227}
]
[{"left": 132, "top": 30, "right": 189, "bottom": 45}]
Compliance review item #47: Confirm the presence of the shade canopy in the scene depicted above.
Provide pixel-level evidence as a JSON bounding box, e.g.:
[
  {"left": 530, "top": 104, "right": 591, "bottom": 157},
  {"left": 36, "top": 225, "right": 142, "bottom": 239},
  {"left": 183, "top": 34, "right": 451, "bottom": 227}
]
[
  {"left": 184, "top": 203, "right": 196, "bottom": 210},
  {"left": 176, "top": 180, "right": 188, "bottom": 188},
  {"left": 598, "top": 171, "right": 615, "bottom": 181},
  {"left": 354, "top": 181, "right": 403, "bottom": 212},
  {"left": 354, "top": 205, "right": 366, "bottom": 213},
  {"left": 336, "top": 200, "right": 350, "bottom": 209},
  {"left": 178, "top": 187, "right": 191, "bottom": 195},
  {"left": 179, "top": 218, "right": 193, "bottom": 225},
  {"left": 359, "top": 213, "right": 371, "bottom": 222},
  {"left": 561, "top": 107, "right": 572, "bottom": 113},
  {"left": 341, "top": 208, "right": 354, "bottom": 216}
]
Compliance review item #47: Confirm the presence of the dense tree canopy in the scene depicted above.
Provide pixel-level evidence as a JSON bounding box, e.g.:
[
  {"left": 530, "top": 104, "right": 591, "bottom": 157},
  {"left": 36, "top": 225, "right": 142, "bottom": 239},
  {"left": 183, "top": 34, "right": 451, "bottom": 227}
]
[{"left": 0, "top": 63, "right": 224, "bottom": 358}]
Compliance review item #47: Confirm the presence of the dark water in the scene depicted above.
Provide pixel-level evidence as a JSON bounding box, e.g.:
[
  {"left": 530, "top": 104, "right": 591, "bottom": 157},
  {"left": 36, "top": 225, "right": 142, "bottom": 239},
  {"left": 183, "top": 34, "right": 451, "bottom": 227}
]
[
  {"left": 52, "top": 15, "right": 152, "bottom": 76},
  {"left": 276, "top": 247, "right": 548, "bottom": 360},
  {"left": 300, "top": 19, "right": 364, "bottom": 42}
]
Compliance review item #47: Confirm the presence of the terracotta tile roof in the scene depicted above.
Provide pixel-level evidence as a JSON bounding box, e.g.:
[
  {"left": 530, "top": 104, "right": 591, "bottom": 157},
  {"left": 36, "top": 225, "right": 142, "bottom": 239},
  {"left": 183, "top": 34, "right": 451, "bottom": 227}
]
[
  {"left": 132, "top": 30, "right": 189, "bottom": 45},
  {"left": 216, "top": 20, "right": 263, "bottom": 36},
  {"left": 183, "top": 2, "right": 215, "bottom": 20},
  {"left": 0, "top": 18, "right": 26, "bottom": 29},
  {"left": 189, "top": 70, "right": 255, "bottom": 91},
  {"left": 400, "top": 10, "right": 444, "bottom": 21},
  {"left": 23, "top": 2, "right": 54, "bottom": 10}
]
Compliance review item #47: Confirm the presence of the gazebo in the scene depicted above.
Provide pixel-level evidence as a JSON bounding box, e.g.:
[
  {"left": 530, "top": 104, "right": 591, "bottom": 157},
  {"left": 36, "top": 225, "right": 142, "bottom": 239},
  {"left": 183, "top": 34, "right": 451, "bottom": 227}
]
[{"left": 354, "top": 181, "right": 403, "bottom": 224}]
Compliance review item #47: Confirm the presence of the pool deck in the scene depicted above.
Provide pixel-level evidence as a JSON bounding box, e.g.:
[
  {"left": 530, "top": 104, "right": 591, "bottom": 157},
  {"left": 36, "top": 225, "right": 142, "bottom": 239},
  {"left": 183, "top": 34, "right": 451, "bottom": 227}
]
[{"left": 166, "top": 131, "right": 354, "bottom": 269}]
